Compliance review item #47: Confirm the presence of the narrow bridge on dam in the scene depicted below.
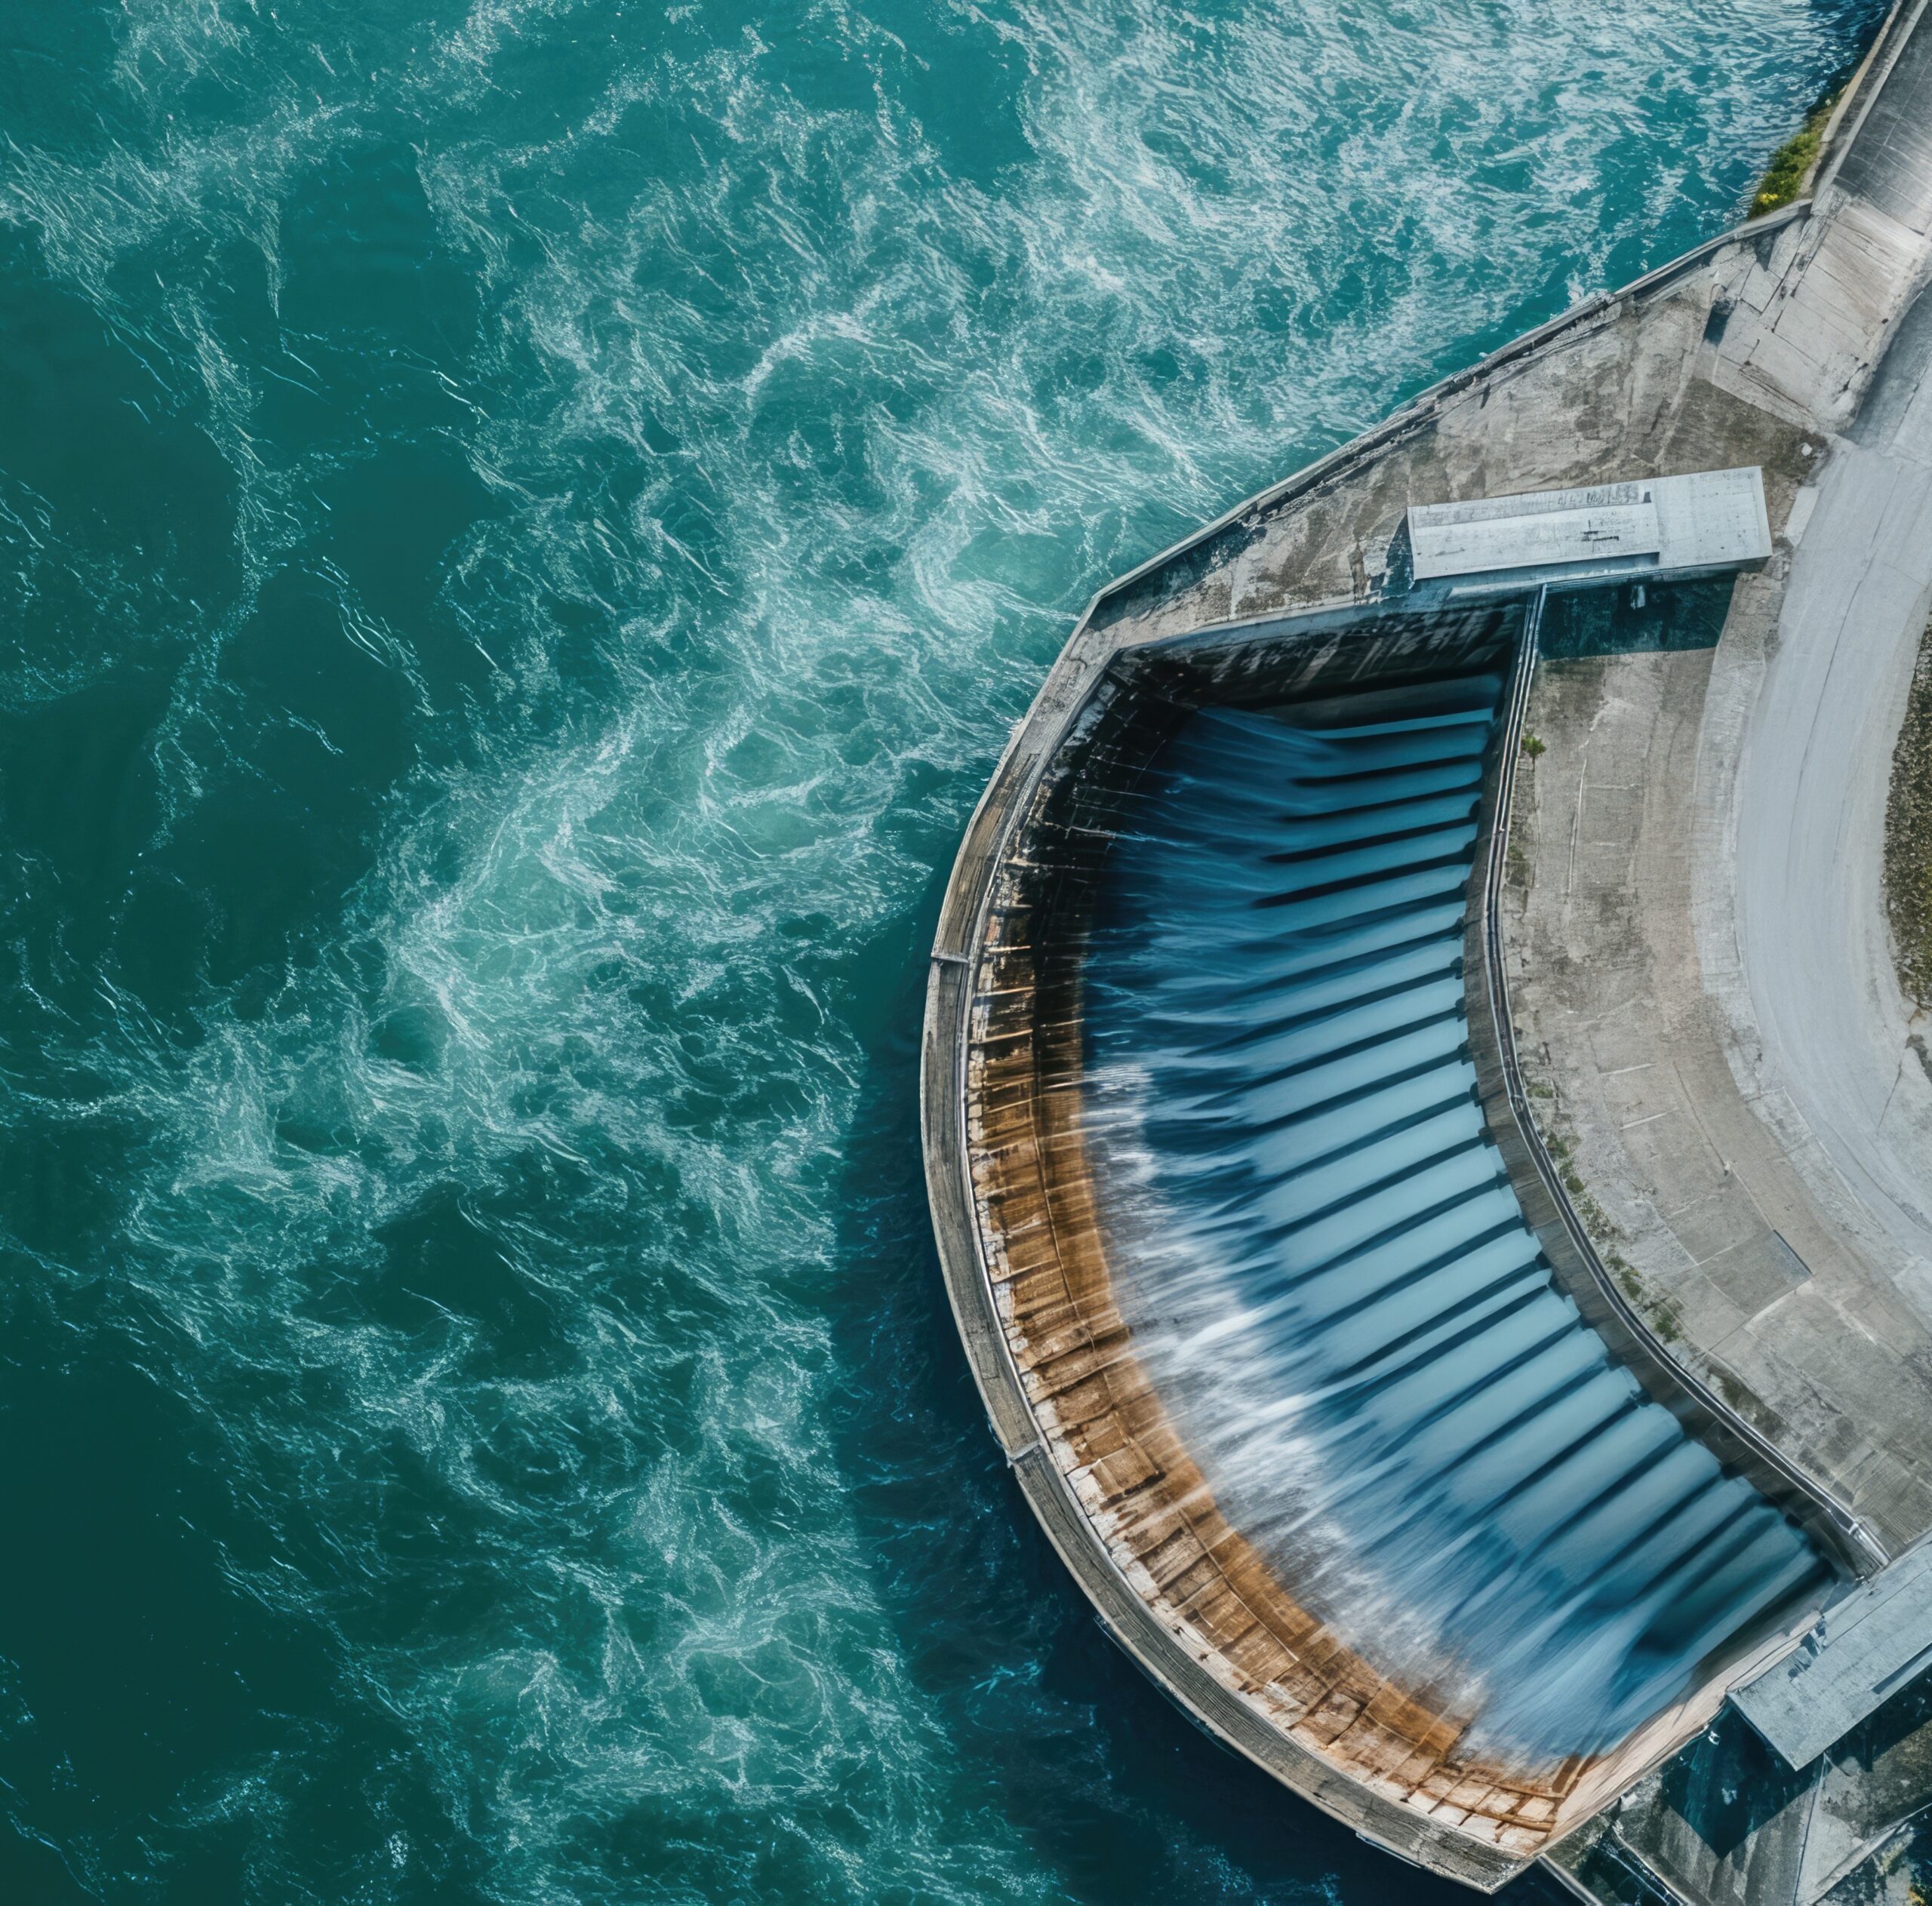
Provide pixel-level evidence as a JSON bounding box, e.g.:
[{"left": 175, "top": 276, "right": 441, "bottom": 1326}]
[{"left": 924, "top": 0, "right": 1932, "bottom": 1896}]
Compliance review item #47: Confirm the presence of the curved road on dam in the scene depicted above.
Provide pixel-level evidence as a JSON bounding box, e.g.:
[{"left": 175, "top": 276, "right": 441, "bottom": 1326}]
[{"left": 1736, "top": 281, "right": 1932, "bottom": 1288}]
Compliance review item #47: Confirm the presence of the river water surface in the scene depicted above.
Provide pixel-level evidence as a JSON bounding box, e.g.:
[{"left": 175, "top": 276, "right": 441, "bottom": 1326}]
[{"left": 0, "top": 1, "right": 1887, "bottom": 1900}]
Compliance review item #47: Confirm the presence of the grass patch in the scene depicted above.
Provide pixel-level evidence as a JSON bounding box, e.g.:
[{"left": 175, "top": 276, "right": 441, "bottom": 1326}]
[
  {"left": 1885, "top": 611, "right": 1932, "bottom": 1004},
  {"left": 1706, "top": 1363, "right": 1780, "bottom": 1438},
  {"left": 1538, "top": 1120, "right": 1623, "bottom": 1247},
  {"left": 1613, "top": 1256, "right": 1683, "bottom": 1346},
  {"left": 1538, "top": 1105, "right": 1699, "bottom": 1355},
  {"left": 1506, "top": 832, "right": 1531, "bottom": 890},
  {"left": 1750, "top": 88, "right": 1841, "bottom": 217}
]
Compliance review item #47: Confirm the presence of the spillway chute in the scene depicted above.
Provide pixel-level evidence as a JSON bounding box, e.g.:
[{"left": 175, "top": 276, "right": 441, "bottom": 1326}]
[{"left": 925, "top": 589, "right": 1852, "bottom": 1886}]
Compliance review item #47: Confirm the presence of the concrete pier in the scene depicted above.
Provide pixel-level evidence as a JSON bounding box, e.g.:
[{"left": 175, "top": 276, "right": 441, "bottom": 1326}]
[{"left": 923, "top": 1, "right": 1932, "bottom": 1889}]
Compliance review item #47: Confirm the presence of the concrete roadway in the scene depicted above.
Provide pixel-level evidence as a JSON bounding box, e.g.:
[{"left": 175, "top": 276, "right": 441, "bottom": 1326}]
[{"left": 1734, "top": 279, "right": 1932, "bottom": 1300}]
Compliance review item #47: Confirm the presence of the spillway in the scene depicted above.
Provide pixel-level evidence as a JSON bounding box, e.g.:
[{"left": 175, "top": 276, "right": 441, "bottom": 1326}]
[
  {"left": 934, "top": 592, "right": 1854, "bottom": 1879},
  {"left": 1078, "top": 671, "right": 1830, "bottom": 1763}
]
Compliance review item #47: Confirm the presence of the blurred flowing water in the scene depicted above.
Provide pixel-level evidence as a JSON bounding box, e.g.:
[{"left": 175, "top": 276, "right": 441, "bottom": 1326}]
[
  {"left": 1082, "top": 681, "right": 1829, "bottom": 1765},
  {"left": 0, "top": 0, "right": 1887, "bottom": 1899}
]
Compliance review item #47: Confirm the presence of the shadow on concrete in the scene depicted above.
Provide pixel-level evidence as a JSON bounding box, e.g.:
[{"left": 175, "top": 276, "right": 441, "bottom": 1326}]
[
  {"left": 1540, "top": 575, "right": 1737, "bottom": 659},
  {"left": 1657, "top": 1710, "right": 1812, "bottom": 1861}
]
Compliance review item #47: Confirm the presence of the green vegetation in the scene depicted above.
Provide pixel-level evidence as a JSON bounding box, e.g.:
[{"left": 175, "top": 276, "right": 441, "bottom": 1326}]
[
  {"left": 1520, "top": 732, "right": 1546, "bottom": 759},
  {"left": 1750, "top": 88, "right": 1841, "bottom": 217},
  {"left": 1540, "top": 1114, "right": 1691, "bottom": 1345},
  {"left": 1612, "top": 1256, "right": 1684, "bottom": 1346},
  {"left": 1704, "top": 1363, "right": 1783, "bottom": 1440},
  {"left": 1506, "top": 831, "right": 1531, "bottom": 890},
  {"left": 1542, "top": 1123, "right": 1620, "bottom": 1247},
  {"left": 1884, "top": 611, "right": 1932, "bottom": 1004}
]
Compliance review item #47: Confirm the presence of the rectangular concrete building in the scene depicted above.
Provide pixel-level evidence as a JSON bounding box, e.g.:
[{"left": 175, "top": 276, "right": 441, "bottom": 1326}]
[
  {"left": 1731, "top": 1541, "right": 1932, "bottom": 1769},
  {"left": 1407, "top": 467, "right": 1771, "bottom": 585}
]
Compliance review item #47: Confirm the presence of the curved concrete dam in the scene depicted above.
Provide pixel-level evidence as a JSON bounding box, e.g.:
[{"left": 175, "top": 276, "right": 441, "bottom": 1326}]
[
  {"left": 1079, "top": 669, "right": 1829, "bottom": 1766},
  {"left": 925, "top": 2, "right": 1932, "bottom": 1890}
]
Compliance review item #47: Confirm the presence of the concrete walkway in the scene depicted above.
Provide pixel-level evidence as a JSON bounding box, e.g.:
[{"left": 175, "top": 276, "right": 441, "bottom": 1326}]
[
  {"left": 1731, "top": 285, "right": 1932, "bottom": 1292},
  {"left": 1508, "top": 624, "right": 1932, "bottom": 1554}
]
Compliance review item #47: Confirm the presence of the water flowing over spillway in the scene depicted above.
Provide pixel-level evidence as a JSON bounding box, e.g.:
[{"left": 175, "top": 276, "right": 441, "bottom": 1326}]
[{"left": 1081, "top": 672, "right": 1831, "bottom": 1762}]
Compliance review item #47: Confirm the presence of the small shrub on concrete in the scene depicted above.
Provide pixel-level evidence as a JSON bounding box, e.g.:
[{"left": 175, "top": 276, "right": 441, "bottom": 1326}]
[
  {"left": 1751, "top": 88, "right": 1840, "bottom": 217},
  {"left": 1885, "top": 612, "right": 1932, "bottom": 1005}
]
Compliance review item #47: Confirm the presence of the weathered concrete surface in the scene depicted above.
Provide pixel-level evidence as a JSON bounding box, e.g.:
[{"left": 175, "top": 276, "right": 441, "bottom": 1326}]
[
  {"left": 1832, "top": 0, "right": 1932, "bottom": 238},
  {"left": 1506, "top": 634, "right": 1932, "bottom": 1554}
]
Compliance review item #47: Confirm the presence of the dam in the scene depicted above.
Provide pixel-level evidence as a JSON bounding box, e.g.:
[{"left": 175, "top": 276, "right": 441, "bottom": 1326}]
[{"left": 925, "top": 0, "right": 1932, "bottom": 1895}]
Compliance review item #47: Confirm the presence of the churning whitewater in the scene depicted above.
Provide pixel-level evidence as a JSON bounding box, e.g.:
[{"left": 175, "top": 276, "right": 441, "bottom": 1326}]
[{"left": 0, "top": 0, "right": 1889, "bottom": 1899}]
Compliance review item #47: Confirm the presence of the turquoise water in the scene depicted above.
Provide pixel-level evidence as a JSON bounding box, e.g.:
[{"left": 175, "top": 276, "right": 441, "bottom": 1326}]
[
  {"left": 0, "top": 0, "right": 1885, "bottom": 1899},
  {"left": 1083, "top": 678, "right": 1829, "bottom": 1763}
]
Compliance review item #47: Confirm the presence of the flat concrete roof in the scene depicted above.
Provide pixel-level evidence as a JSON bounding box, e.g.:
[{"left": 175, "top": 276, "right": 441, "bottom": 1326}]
[
  {"left": 1410, "top": 482, "right": 1662, "bottom": 578},
  {"left": 1732, "top": 1542, "right": 1932, "bottom": 1769},
  {"left": 1407, "top": 468, "right": 1771, "bottom": 584}
]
